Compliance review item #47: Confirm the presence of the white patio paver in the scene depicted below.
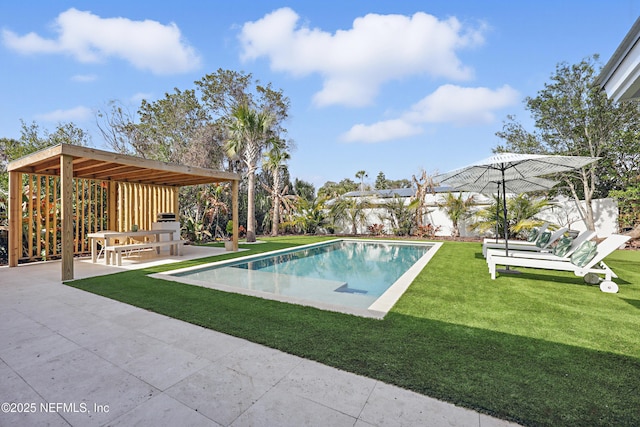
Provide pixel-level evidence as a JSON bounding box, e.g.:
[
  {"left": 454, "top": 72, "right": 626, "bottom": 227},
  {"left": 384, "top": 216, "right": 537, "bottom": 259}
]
[{"left": 0, "top": 247, "right": 521, "bottom": 426}]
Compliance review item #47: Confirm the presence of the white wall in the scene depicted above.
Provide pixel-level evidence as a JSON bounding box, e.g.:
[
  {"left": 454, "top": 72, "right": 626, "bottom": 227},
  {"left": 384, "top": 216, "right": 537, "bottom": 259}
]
[
  {"left": 537, "top": 197, "right": 619, "bottom": 238},
  {"left": 329, "top": 194, "right": 619, "bottom": 238}
]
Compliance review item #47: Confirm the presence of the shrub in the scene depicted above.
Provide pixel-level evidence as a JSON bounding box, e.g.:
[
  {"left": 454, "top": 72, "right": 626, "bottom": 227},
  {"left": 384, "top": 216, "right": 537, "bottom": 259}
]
[
  {"left": 414, "top": 224, "right": 441, "bottom": 238},
  {"left": 367, "top": 223, "right": 385, "bottom": 236}
]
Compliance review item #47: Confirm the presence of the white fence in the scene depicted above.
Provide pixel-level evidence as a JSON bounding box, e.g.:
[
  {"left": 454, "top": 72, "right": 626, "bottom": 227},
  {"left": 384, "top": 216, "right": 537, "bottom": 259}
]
[{"left": 330, "top": 193, "right": 619, "bottom": 238}]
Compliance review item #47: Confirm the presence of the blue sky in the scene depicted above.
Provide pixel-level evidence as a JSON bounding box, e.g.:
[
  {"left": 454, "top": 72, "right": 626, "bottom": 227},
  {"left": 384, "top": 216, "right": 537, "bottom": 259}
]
[{"left": 1, "top": 1, "right": 638, "bottom": 189}]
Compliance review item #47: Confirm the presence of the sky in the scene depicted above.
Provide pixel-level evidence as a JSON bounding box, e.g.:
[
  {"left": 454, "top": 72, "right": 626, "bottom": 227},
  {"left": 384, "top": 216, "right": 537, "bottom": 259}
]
[{"left": 1, "top": 1, "right": 639, "bottom": 190}]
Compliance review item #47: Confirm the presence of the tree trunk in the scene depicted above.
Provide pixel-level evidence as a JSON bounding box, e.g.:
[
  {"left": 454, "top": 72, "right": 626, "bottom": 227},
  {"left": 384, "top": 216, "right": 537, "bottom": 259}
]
[
  {"left": 452, "top": 222, "right": 460, "bottom": 238},
  {"left": 246, "top": 171, "right": 256, "bottom": 242},
  {"left": 271, "top": 174, "right": 280, "bottom": 237},
  {"left": 565, "top": 176, "right": 596, "bottom": 232},
  {"left": 584, "top": 198, "right": 596, "bottom": 231}
]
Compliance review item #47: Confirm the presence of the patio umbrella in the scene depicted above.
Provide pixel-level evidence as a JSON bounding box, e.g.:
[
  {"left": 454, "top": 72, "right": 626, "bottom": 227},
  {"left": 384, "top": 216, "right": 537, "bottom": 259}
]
[{"left": 434, "top": 153, "right": 599, "bottom": 256}]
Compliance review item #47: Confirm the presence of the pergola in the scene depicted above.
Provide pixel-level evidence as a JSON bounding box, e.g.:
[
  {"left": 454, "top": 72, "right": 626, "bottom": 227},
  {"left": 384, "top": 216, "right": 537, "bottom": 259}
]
[{"left": 7, "top": 143, "right": 241, "bottom": 281}]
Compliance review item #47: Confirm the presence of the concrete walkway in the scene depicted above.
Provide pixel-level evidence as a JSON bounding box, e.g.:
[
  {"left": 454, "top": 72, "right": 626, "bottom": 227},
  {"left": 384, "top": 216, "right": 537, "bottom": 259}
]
[{"left": 0, "top": 248, "right": 520, "bottom": 426}]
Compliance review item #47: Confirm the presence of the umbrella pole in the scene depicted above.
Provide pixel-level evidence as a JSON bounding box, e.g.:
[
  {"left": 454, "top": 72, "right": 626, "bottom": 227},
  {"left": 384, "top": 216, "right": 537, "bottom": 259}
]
[
  {"left": 495, "top": 182, "right": 501, "bottom": 243},
  {"left": 498, "top": 168, "right": 519, "bottom": 274},
  {"left": 502, "top": 169, "right": 509, "bottom": 256}
]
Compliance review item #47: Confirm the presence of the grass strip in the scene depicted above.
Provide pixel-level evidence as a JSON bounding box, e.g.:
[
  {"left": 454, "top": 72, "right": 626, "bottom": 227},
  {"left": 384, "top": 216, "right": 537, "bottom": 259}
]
[{"left": 67, "top": 238, "right": 640, "bottom": 426}]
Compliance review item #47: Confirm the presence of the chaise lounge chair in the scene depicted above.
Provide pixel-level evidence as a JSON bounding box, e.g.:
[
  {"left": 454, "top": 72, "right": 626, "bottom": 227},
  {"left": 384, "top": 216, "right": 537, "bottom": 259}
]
[
  {"left": 485, "top": 230, "right": 596, "bottom": 262},
  {"left": 486, "top": 234, "right": 630, "bottom": 292},
  {"left": 482, "top": 226, "right": 568, "bottom": 257}
]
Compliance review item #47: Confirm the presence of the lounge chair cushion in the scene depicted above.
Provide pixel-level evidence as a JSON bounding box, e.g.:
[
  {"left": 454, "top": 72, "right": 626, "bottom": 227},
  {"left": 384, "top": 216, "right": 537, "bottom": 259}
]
[
  {"left": 535, "top": 231, "right": 551, "bottom": 248},
  {"left": 553, "top": 237, "right": 573, "bottom": 257},
  {"left": 570, "top": 240, "right": 597, "bottom": 267},
  {"left": 528, "top": 228, "right": 540, "bottom": 242}
]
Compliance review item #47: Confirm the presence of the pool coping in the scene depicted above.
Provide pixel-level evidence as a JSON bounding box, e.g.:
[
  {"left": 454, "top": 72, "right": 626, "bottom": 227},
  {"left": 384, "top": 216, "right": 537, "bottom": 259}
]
[{"left": 150, "top": 239, "right": 443, "bottom": 319}]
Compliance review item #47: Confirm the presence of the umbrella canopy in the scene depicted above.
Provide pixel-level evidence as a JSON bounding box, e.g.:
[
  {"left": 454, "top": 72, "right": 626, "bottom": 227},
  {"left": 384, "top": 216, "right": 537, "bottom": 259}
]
[
  {"left": 435, "top": 152, "right": 598, "bottom": 186},
  {"left": 434, "top": 153, "right": 599, "bottom": 257},
  {"left": 449, "top": 176, "right": 559, "bottom": 194}
]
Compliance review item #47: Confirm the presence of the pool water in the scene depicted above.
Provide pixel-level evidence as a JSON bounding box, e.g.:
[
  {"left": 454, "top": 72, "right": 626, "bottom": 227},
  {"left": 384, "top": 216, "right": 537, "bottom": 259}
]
[{"left": 161, "top": 239, "right": 439, "bottom": 317}]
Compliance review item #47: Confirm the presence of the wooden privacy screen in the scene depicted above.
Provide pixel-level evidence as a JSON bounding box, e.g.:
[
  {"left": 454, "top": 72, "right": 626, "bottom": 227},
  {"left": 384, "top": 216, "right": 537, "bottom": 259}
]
[
  {"left": 116, "top": 181, "right": 178, "bottom": 234},
  {"left": 18, "top": 174, "right": 178, "bottom": 262}
]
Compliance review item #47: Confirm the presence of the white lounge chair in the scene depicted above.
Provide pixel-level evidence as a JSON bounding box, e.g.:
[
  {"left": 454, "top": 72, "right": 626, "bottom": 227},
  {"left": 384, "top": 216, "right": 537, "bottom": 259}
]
[
  {"left": 487, "top": 234, "right": 630, "bottom": 292},
  {"left": 482, "top": 227, "right": 568, "bottom": 257},
  {"left": 485, "top": 230, "right": 596, "bottom": 262}
]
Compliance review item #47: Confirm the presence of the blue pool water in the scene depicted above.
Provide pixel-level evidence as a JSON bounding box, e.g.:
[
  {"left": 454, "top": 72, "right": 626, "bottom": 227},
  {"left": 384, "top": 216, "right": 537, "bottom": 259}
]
[{"left": 169, "top": 240, "right": 434, "bottom": 312}]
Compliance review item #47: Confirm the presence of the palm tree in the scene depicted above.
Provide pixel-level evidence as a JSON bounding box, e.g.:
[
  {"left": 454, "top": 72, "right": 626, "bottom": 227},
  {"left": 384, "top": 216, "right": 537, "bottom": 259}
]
[
  {"left": 355, "top": 170, "right": 368, "bottom": 193},
  {"left": 263, "top": 139, "right": 290, "bottom": 236},
  {"left": 470, "top": 194, "right": 551, "bottom": 239},
  {"left": 226, "top": 103, "right": 274, "bottom": 242},
  {"left": 330, "top": 195, "right": 371, "bottom": 235},
  {"left": 380, "top": 194, "right": 415, "bottom": 236},
  {"left": 411, "top": 170, "right": 436, "bottom": 228},
  {"left": 438, "top": 192, "right": 476, "bottom": 237},
  {"left": 285, "top": 196, "right": 327, "bottom": 234}
]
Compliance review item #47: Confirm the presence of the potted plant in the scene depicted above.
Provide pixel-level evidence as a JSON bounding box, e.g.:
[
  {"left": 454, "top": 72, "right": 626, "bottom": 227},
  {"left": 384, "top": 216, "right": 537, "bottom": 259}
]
[{"left": 224, "top": 220, "right": 235, "bottom": 251}]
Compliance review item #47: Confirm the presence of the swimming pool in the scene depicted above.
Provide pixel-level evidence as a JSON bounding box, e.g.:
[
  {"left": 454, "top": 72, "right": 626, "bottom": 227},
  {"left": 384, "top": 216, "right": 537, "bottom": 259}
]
[{"left": 154, "top": 239, "right": 441, "bottom": 318}]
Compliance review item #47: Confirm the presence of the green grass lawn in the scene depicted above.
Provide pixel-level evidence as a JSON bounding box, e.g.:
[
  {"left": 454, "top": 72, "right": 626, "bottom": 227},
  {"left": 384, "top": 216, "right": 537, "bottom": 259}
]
[{"left": 67, "top": 236, "right": 640, "bottom": 426}]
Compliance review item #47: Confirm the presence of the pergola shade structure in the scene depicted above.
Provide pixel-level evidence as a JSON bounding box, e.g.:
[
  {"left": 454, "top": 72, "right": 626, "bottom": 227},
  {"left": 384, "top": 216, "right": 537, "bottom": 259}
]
[{"left": 7, "top": 143, "right": 241, "bottom": 280}]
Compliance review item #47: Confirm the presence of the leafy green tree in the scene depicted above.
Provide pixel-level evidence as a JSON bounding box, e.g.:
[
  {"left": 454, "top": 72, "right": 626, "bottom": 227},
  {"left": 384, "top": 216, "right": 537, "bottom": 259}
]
[
  {"left": 375, "top": 171, "right": 388, "bottom": 189},
  {"left": 388, "top": 178, "right": 412, "bottom": 188},
  {"left": 195, "top": 69, "right": 291, "bottom": 166},
  {"left": 136, "top": 88, "right": 216, "bottom": 166},
  {"left": 226, "top": 103, "right": 274, "bottom": 242},
  {"left": 1, "top": 121, "right": 89, "bottom": 192},
  {"left": 98, "top": 91, "right": 223, "bottom": 169},
  {"left": 317, "top": 178, "right": 358, "bottom": 199},
  {"left": 47, "top": 122, "right": 91, "bottom": 147},
  {"left": 438, "top": 192, "right": 476, "bottom": 237},
  {"left": 496, "top": 55, "right": 640, "bottom": 231},
  {"left": 293, "top": 178, "right": 315, "bottom": 202},
  {"left": 609, "top": 186, "right": 640, "bottom": 231},
  {"left": 0, "top": 121, "right": 89, "bottom": 234}
]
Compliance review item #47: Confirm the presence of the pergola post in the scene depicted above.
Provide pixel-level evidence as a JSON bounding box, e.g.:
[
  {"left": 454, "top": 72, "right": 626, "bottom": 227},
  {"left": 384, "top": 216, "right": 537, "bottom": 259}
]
[
  {"left": 8, "top": 171, "right": 22, "bottom": 267},
  {"left": 60, "top": 155, "right": 74, "bottom": 281},
  {"left": 232, "top": 180, "right": 239, "bottom": 251}
]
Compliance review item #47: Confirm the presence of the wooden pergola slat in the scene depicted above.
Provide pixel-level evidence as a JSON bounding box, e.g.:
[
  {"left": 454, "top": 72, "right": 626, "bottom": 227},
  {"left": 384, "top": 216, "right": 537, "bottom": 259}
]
[{"left": 8, "top": 143, "right": 241, "bottom": 281}]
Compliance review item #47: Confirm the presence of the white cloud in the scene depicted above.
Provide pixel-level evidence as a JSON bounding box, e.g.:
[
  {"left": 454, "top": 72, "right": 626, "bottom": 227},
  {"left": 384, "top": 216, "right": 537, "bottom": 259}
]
[
  {"left": 406, "top": 84, "right": 520, "bottom": 125},
  {"left": 2, "top": 8, "right": 200, "bottom": 74},
  {"left": 239, "top": 8, "right": 486, "bottom": 107},
  {"left": 341, "top": 119, "right": 423, "bottom": 143},
  {"left": 342, "top": 84, "right": 520, "bottom": 143},
  {"left": 36, "top": 106, "right": 92, "bottom": 122}
]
